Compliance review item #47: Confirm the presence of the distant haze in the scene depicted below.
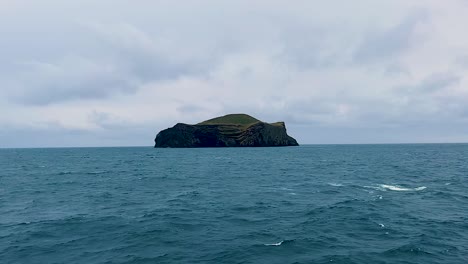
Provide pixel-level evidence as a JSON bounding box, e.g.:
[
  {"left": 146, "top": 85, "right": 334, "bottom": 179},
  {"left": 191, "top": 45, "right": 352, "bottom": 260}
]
[{"left": 1, "top": 0, "right": 468, "bottom": 147}]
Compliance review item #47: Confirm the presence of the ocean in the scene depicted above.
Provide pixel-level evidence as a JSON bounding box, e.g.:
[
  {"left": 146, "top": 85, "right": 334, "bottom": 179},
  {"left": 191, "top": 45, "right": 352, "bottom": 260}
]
[{"left": 1, "top": 144, "right": 467, "bottom": 263}]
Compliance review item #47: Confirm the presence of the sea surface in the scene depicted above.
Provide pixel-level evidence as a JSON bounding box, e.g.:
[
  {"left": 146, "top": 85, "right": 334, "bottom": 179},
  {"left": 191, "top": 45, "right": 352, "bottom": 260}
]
[{"left": 1, "top": 144, "right": 467, "bottom": 263}]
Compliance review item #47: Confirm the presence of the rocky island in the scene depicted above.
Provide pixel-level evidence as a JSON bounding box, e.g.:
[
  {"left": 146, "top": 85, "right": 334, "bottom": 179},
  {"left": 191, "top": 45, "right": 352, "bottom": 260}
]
[{"left": 154, "top": 114, "right": 299, "bottom": 148}]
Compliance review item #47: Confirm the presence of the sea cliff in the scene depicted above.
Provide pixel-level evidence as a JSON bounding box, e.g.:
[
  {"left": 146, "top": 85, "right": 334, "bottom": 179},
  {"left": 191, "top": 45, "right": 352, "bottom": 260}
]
[{"left": 154, "top": 114, "right": 298, "bottom": 148}]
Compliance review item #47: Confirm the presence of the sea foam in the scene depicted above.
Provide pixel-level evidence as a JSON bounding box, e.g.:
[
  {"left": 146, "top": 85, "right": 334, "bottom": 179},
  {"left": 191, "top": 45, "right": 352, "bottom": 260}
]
[
  {"left": 380, "top": 184, "right": 426, "bottom": 191},
  {"left": 264, "top": 241, "right": 284, "bottom": 246},
  {"left": 365, "top": 184, "right": 427, "bottom": 192}
]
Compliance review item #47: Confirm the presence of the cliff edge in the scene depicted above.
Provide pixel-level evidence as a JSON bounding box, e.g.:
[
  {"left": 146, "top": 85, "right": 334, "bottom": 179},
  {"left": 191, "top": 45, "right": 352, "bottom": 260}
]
[{"left": 154, "top": 114, "right": 299, "bottom": 148}]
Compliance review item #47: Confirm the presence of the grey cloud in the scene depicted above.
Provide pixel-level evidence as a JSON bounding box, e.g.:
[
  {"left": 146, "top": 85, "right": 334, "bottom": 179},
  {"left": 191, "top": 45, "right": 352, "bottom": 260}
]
[
  {"left": 384, "top": 63, "right": 411, "bottom": 77},
  {"left": 418, "top": 73, "right": 460, "bottom": 92},
  {"left": 84, "top": 23, "right": 205, "bottom": 81},
  {"left": 2, "top": 21, "right": 213, "bottom": 106},
  {"left": 0, "top": 123, "right": 157, "bottom": 148},
  {"left": 354, "top": 10, "right": 428, "bottom": 62},
  {"left": 9, "top": 57, "right": 139, "bottom": 105},
  {"left": 396, "top": 72, "right": 460, "bottom": 95},
  {"left": 176, "top": 104, "right": 209, "bottom": 115},
  {"left": 277, "top": 25, "right": 337, "bottom": 69},
  {"left": 455, "top": 55, "right": 468, "bottom": 68},
  {"left": 289, "top": 122, "right": 468, "bottom": 144},
  {"left": 1, "top": 2, "right": 420, "bottom": 107},
  {"left": 87, "top": 110, "right": 130, "bottom": 129}
]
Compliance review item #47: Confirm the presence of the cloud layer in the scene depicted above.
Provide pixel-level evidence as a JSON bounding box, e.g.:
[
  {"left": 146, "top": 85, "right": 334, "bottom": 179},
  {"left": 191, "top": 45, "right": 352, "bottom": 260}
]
[{"left": 1, "top": 0, "right": 468, "bottom": 147}]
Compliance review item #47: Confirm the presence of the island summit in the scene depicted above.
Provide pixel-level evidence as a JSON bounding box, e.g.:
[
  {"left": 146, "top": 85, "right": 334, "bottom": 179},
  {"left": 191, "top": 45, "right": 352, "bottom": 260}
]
[{"left": 154, "top": 114, "right": 299, "bottom": 148}]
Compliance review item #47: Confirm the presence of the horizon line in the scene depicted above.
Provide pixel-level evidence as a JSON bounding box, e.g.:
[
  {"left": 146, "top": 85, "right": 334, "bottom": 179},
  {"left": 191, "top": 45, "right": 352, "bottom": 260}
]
[{"left": 1, "top": 142, "right": 468, "bottom": 150}]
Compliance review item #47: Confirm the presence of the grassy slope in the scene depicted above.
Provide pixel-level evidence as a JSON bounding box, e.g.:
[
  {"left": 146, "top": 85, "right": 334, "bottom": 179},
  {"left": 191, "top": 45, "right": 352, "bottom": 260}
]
[
  {"left": 197, "top": 114, "right": 262, "bottom": 138},
  {"left": 198, "top": 114, "right": 260, "bottom": 126}
]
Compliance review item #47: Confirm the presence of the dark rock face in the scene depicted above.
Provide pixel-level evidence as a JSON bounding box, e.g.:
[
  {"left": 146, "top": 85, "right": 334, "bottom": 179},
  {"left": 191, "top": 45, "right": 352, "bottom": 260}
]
[{"left": 154, "top": 114, "right": 299, "bottom": 148}]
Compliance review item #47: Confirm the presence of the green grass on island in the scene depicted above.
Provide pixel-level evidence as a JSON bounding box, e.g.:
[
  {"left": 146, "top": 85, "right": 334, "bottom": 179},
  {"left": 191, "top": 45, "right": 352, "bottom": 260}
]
[{"left": 198, "top": 114, "right": 260, "bottom": 126}]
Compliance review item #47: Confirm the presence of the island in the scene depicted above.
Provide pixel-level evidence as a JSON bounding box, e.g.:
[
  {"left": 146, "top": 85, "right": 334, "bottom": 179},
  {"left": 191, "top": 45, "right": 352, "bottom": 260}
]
[{"left": 154, "top": 114, "right": 299, "bottom": 148}]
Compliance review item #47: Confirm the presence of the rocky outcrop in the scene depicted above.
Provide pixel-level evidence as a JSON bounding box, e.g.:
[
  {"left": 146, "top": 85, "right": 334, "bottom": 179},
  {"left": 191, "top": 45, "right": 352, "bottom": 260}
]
[{"left": 154, "top": 114, "right": 299, "bottom": 148}]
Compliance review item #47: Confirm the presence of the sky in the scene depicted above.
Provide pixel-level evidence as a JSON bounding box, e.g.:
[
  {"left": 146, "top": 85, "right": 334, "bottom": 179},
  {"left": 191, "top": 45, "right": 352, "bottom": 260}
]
[{"left": 1, "top": 0, "right": 468, "bottom": 147}]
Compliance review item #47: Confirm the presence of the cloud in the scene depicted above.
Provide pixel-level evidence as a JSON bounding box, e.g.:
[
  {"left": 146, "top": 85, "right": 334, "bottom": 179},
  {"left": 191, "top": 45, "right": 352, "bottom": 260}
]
[
  {"left": 354, "top": 10, "right": 429, "bottom": 63},
  {"left": 3, "top": 20, "right": 209, "bottom": 106},
  {"left": 83, "top": 22, "right": 205, "bottom": 80},
  {"left": 7, "top": 56, "right": 139, "bottom": 105},
  {"left": 418, "top": 73, "right": 460, "bottom": 92}
]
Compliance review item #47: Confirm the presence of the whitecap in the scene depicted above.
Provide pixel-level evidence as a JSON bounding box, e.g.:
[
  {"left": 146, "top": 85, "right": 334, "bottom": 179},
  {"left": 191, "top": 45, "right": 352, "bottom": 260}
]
[
  {"left": 364, "top": 184, "right": 426, "bottom": 192},
  {"left": 264, "top": 241, "right": 283, "bottom": 246},
  {"left": 363, "top": 185, "right": 381, "bottom": 191},
  {"left": 380, "top": 184, "right": 426, "bottom": 192},
  {"left": 379, "top": 223, "right": 385, "bottom": 228},
  {"left": 328, "top": 183, "right": 343, "bottom": 187}
]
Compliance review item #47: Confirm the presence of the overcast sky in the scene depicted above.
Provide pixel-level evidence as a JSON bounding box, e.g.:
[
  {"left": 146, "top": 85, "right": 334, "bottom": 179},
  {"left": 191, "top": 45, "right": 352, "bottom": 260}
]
[{"left": 1, "top": 0, "right": 468, "bottom": 147}]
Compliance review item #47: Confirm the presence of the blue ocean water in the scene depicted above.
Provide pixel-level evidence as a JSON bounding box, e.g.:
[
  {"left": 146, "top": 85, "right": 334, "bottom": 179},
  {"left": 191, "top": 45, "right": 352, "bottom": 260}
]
[{"left": 1, "top": 144, "right": 467, "bottom": 264}]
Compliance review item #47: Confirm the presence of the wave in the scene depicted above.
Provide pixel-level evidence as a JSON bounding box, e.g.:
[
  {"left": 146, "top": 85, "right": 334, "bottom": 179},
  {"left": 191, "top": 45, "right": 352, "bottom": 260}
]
[
  {"left": 264, "top": 239, "right": 294, "bottom": 246},
  {"left": 380, "top": 184, "right": 426, "bottom": 191},
  {"left": 364, "top": 184, "right": 426, "bottom": 192},
  {"left": 57, "top": 171, "right": 73, "bottom": 175},
  {"left": 264, "top": 241, "right": 283, "bottom": 246}
]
